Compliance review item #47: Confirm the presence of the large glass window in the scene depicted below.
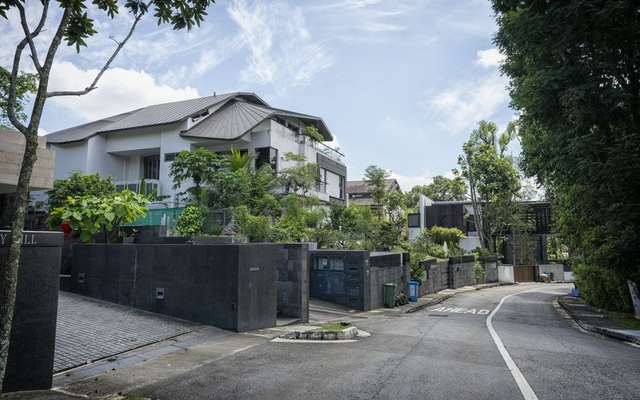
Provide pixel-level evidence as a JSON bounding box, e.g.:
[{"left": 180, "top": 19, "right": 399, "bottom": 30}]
[
  {"left": 143, "top": 155, "right": 160, "bottom": 180},
  {"left": 256, "top": 147, "right": 278, "bottom": 172}
]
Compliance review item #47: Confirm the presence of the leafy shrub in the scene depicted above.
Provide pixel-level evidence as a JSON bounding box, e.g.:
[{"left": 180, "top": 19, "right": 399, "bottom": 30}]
[
  {"left": 430, "top": 226, "right": 463, "bottom": 247},
  {"left": 573, "top": 262, "right": 632, "bottom": 312},
  {"left": 175, "top": 205, "right": 205, "bottom": 237},
  {"left": 474, "top": 260, "right": 486, "bottom": 281}
]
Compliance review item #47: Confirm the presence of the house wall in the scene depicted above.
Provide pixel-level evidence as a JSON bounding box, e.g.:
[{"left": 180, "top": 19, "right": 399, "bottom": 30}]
[{"left": 51, "top": 141, "right": 88, "bottom": 180}]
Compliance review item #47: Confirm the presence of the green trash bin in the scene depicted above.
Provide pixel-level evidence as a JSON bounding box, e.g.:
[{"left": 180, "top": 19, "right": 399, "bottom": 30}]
[
  {"left": 384, "top": 283, "right": 396, "bottom": 308},
  {"left": 549, "top": 272, "right": 555, "bottom": 281}
]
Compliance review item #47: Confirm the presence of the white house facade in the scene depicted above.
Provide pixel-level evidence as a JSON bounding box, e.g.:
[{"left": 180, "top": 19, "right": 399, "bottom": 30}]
[{"left": 45, "top": 92, "right": 347, "bottom": 208}]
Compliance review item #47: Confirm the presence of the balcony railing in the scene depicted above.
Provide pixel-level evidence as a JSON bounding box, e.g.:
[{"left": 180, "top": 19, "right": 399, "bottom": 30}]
[
  {"left": 115, "top": 179, "right": 161, "bottom": 196},
  {"left": 270, "top": 123, "right": 344, "bottom": 162}
]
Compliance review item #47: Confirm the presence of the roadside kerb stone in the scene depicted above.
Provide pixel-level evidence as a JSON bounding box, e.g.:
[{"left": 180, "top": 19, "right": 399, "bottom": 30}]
[
  {"left": 557, "top": 295, "right": 640, "bottom": 346},
  {"left": 279, "top": 326, "right": 358, "bottom": 340}
]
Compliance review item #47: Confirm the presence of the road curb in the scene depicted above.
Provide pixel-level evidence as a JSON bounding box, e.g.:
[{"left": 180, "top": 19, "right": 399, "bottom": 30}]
[
  {"left": 557, "top": 297, "right": 640, "bottom": 346},
  {"left": 403, "top": 295, "right": 453, "bottom": 314}
]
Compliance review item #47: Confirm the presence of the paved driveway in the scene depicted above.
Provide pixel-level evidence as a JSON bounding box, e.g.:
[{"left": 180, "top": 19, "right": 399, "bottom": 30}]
[{"left": 54, "top": 292, "right": 202, "bottom": 372}]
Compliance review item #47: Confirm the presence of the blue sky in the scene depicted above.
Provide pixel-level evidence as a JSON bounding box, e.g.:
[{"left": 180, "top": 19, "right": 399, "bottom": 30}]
[{"left": 2, "top": 0, "right": 517, "bottom": 191}]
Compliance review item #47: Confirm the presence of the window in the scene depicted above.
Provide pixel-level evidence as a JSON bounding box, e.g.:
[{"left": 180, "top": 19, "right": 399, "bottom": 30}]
[
  {"left": 467, "top": 215, "right": 477, "bottom": 232},
  {"left": 256, "top": 147, "right": 278, "bottom": 172},
  {"left": 164, "top": 152, "right": 178, "bottom": 162},
  {"left": 287, "top": 122, "right": 299, "bottom": 134},
  {"left": 437, "top": 215, "right": 447, "bottom": 227},
  {"left": 339, "top": 176, "right": 345, "bottom": 199},
  {"left": 143, "top": 155, "right": 160, "bottom": 180}
]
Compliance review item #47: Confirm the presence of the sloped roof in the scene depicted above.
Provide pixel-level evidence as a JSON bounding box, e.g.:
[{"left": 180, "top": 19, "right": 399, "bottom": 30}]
[
  {"left": 46, "top": 110, "right": 138, "bottom": 144},
  {"left": 182, "top": 100, "right": 333, "bottom": 141},
  {"left": 46, "top": 92, "right": 333, "bottom": 144},
  {"left": 347, "top": 179, "right": 402, "bottom": 195}
]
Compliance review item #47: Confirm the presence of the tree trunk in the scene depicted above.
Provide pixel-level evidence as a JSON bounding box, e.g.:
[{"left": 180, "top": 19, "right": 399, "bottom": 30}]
[{"left": 0, "top": 130, "right": 39, "bottom": 392}]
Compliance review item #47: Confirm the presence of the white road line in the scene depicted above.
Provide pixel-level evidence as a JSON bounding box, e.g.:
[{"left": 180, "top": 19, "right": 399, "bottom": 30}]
[{"left": 486, "top": 288, "right": 540, "bottom": 400}]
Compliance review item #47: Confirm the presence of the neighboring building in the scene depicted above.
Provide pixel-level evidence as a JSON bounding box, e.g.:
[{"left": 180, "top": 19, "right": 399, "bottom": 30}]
[
  {"left": 44, "top": 92, "right": 347, "bottom": 210},
  {"left": 408, "top": 196, "right": 554, "bottom": 263},
  {"left": 0, "top": 128, "right": 55, "bottom": 229},
  {"left": 347, "top": 178, "right": 402, "bottom": 212}
]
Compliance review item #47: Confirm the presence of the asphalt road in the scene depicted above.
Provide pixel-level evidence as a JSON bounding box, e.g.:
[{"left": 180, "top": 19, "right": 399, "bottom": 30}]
[{"left": 108, "top": 283, "right": 640, "bottom": 399}]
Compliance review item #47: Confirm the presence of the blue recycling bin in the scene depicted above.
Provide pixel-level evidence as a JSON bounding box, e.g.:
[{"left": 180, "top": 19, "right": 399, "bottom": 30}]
[{"left": 407, "top": 281, "right": 419, "bottom": 302}]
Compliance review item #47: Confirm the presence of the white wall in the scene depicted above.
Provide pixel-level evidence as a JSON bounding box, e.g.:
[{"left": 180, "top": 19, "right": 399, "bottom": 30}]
[{"left": 50, "top": 142, "right": 88, "bottom": 180}]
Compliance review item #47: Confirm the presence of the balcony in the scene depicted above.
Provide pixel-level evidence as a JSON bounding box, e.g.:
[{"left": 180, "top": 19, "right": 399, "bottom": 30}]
[
  {"left": 115, "top": 179, "right": 161, "bottom": 196},
  {"left": 270, "top": 123, "right": 344, "bottom": 163}
]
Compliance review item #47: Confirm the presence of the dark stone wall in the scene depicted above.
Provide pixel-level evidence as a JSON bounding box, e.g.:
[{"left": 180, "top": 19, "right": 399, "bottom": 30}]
[
  {"left": 67, "top": 243, "right": 278, "bottom": 332},
  {"left": 448, "top": 255, "right": 477, "bottom": 289},
  {"left": 309, "top": 251, "right": 408, "bottom": 311},
  {"left": 277, "top": 244, "right": 309, "bottom": 322},
  {"left": 369, "top": 253, "right": 410, "bottom": 309},
  {"left": 0, "top": 231, "right": 62, "bottom": 393},
  {"left": 309, "top": 250, "right": 369, "bottom": 310}
]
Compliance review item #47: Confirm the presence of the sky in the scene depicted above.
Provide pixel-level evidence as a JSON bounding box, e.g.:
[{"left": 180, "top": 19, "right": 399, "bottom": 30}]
[{"left": 1, "top": 0, "right": 517, "bottom": 191}]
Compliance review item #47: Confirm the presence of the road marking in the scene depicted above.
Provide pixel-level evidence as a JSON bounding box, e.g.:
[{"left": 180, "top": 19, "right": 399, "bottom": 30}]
[
  {"left": 431, "top": 306, "right": 490, "bottom": 315},
  {"left": 486, "top": 288, "right": 539, "bottom": 400}
]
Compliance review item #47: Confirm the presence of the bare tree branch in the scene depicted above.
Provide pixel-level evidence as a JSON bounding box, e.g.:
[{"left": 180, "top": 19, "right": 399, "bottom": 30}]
[{"left": 47, "top": 6, "right": 147, "bottom": 98}]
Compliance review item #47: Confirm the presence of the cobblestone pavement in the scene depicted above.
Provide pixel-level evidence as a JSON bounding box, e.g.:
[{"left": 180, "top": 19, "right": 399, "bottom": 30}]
[{"left": 54, "top": 292, "right": 202, "bottom": 373}]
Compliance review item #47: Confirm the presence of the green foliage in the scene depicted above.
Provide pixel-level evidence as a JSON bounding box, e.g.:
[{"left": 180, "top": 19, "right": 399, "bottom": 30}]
[
  {"left": 301, "top": 125, "right": 324, "bottom": 142},
  {"left": 363, "top": 165, "right": 391, "bottom": 219},
  {"left": 46, "top": 170, "right": 116, "bottom": 212},
  {"left": 429, "top": 226, "right": 463, "bottom": 247},
  {"left": 404, "top": 172, "right": 467, "bottom": 210},
  {"left": 574, "top": 262, "right": 633, "bottom": 313},
  {"left": 206, "top": 169, "right": 251, "bottom": 209},
  {"left": 458, "top": 120, "right": 521, "bottom": 254},
  {"left": 170, "top": 148, "right": 220, "bottom": 205},
  {"left": 174, "top": 205, "right": 205, "bottom": 237},
  {"left": 410, "top": 259, "right": 426, "bottom": 283},
  {"left": 46, "top": 190, "right": 149, "bottom": 243},
  {"left": 234, "top": 205, "right": 272, "bottom": 242},
  {"left": 0, "top": 67, "right": 37, "bottom": 129},
  {"left": 474, "top": 260, "right": 486, "bottom": 281},
  {"left": 492, "top": 0, "right": 640, "bottom": 279},
  {"left": 278, "top": 152, "right": 320, "bottom": 196}
]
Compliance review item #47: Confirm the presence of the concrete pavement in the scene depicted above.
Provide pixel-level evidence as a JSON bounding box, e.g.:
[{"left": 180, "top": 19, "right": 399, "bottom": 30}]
[{"left": 3, "top": 282, "right": 639, "bottom": 399}]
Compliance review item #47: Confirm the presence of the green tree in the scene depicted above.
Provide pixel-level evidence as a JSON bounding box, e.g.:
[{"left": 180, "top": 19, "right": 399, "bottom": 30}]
[
  {"left": 458, "top": 120, "right": 521, "bottom": 255},
  {"left": 278, "top": 152, "right": 320, "bottom": 197},
  {"left": 404, "top": 172, "right": 467, "bottom": 210},
  {"left": 0, "top": 0, "right": 215, "bottom": 390},
  {"left": 46, "top": 170, "right": 116, "bottom": 211},
  {"left": 46, "top": 190, "right": 149, "bottom": 243},
  {"left": 0, "top": 67, "right": 37, "bottom": 129},
  {"left": 170, "top": 148, "right": 220, "bottom": 206},
  {"left": 492, "top": 0, "right": 640, "bottom": 308},
  {"left": 363, "top": 165, "right": 391, "bottom": 219}
]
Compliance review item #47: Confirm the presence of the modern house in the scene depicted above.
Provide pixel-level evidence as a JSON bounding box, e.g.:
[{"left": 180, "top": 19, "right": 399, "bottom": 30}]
[
  {"left": 44, "top": 92, "right": 347, "bottom": 213},
  {"left": 408, "top": 196, "right": 554, "bottom": 264}
]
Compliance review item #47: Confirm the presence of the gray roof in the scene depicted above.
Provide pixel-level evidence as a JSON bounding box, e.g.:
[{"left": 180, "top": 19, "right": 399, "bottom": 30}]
[
  {"left": 46, "top": 110, "right": 138, "bottom": 144},
  {"left": 182, "top": 100, "right": 333, "bottom": 141},
  {"left": 46, "top": 92, "right": 333, "bottom": 144},
  {"left": 347, "top": 179, "right": 402, "bottom": 195}
]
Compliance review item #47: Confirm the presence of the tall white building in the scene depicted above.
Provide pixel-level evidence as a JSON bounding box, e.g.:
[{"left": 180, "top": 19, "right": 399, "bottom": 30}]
[{"left": 45, "top": 92, "right": 347, "bottom": 208}]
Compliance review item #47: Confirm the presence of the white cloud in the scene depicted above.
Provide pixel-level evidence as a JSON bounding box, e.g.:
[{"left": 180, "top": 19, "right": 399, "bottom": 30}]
[
  {"left": 46, "top": 62, "right": 200, "bottom": 122},
  {"left": 476, "top": 49, "right": 505, "bottom": 68},
  {"left": 390, "top": 171, "right": 434, "bottom": 192},
  {"left": 226, "top": 0, "right": 334, "bottom": 93},
  {"left": 429, "top": 72, "right": 509, "bottom": 135}
]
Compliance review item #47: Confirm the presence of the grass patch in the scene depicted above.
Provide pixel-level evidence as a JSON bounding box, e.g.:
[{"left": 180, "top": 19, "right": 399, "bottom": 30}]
[
  {"left": 310, "top": 322, "right": 351, "bottom": 332},
  {"left": 605, "top": 311, "right": 640, "bottom": 330}
]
